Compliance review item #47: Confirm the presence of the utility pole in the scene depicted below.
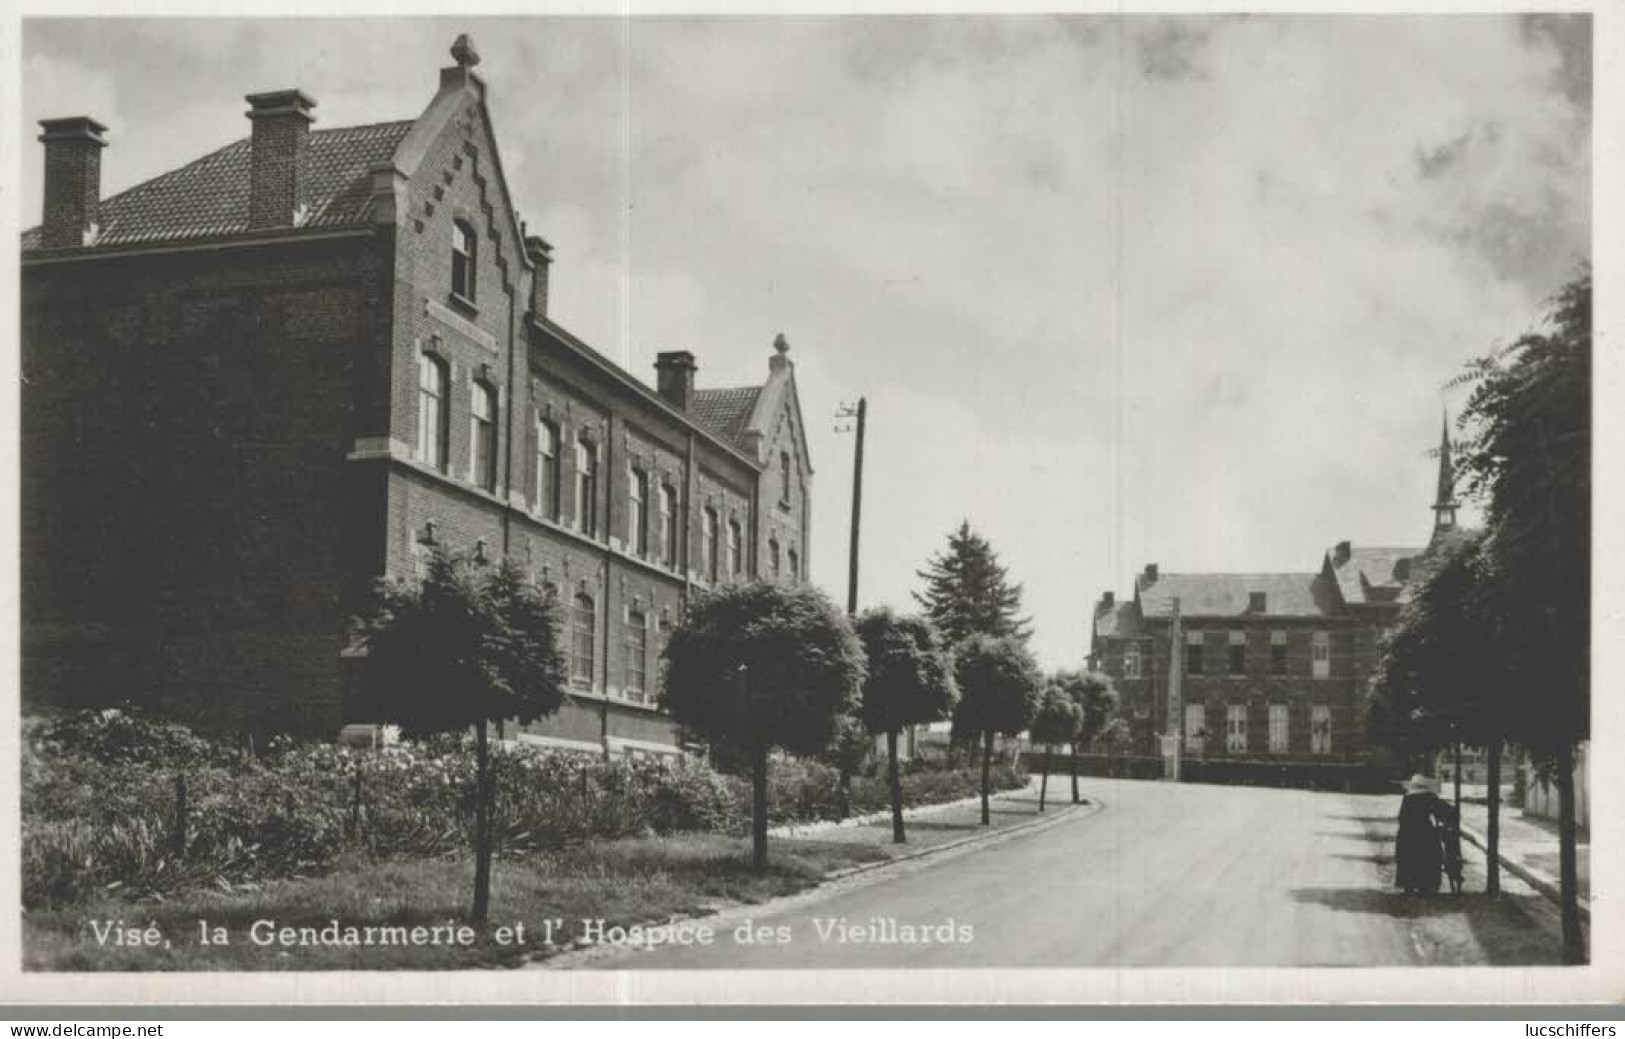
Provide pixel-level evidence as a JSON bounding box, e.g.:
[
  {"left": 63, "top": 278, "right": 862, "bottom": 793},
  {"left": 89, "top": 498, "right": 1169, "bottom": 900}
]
[
  {"left": 834, "top": 398, "right": 867, "bottom": 615},
  {"left": 1166, "top": 597, "right": 1184, "bottom": 782}
]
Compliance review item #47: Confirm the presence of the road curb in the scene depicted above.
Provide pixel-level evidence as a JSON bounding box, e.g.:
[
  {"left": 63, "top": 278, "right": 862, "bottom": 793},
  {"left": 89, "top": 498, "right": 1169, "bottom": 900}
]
[
  {"left": 1458, "top": 822, "right": 1590, "bottom": 922},
  {"left": 767, "top": 777, "right": 1042, "bottom": 839}
]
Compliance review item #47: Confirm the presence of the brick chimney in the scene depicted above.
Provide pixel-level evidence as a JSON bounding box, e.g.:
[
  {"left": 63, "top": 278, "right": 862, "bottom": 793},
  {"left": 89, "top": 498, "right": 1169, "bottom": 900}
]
[
  {"left": 524, "top": 234, "right": 553, "bottom": 318},
  {"left": 37, "top": 117, "right": 108, "bottom": 248},
  {"left": 245, "top": 89, "right": 316, "bottom": 229},
  {"left": 655, "top": 351, "right": 697, "bottom": 411},
  {"left": 1142, "top": 563, "right": 1159, "bottom": 585},
  {"left": 1334, "top": 540, "right": 1352, "bottom": 566},
  {"left": 1102, "top": 590, "right": 1115, "bottom": 608}
]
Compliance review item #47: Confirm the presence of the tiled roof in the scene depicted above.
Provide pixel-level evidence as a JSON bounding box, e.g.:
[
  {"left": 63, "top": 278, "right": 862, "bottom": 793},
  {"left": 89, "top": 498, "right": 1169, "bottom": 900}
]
[
  {"left": 21, "top": 120, "right": 415, "bottom": 251},
  {"left": 1330, "top": 545, "right": 1423, "bottom": 605},
  {"left": 690, "top": 386, "right": 761, "bottom": 448},
  {"left": 1136, "top": 572, "right": 1328, "bottom": 618}
]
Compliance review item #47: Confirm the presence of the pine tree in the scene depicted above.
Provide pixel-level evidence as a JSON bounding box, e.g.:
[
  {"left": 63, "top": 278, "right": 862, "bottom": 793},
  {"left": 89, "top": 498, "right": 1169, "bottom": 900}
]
[{"left": 913, "top": 520, "right": 1032, "bottom": 644}]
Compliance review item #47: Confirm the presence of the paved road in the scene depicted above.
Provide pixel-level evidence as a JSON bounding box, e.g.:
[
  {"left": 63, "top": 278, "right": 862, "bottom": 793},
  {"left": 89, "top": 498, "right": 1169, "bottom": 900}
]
[{"left": 579, "top": 777, "right": 1558, "bottom": 968}]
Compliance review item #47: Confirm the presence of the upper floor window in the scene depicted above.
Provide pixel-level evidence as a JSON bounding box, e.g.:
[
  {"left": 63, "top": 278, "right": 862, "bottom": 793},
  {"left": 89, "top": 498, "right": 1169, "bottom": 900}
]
[
  {"left": 571, "top": 592, "right": 595, "bottom": 687},
  {"left": 1312, "top": 631, "right": 1330, "bottom": 679},
  {"left": 1124, "top": 641, "right": 1141, "bottom": 679},
  {"left": 1228, "top": 631, "right": 1246, "bottom": 676},
  {"left": 629, "top": 467, "right": 650, "bottom": 557},
  {"left": 416, "top": 351, "right": 449, "bottom": 471},
  {"left": 575, "top": 437, "right": 599, "bottom": 537},
  {"left": 659, "top": 484, "right": 679, "bottom": 568},
  {"left": 536, "top": 418, "right": 560, "bottom": 520},
  {"left": 470, "top": 382, "right": 497, "bottom": 492},
  {"left": 728, "top": 519, "right": 743, "bottom": 578},
  {"left": 703, "top": 507, "right": 720, "bottom": 583},
  {"left": 1185, "top": 630, "right": 1205, "bottom": 676},
  {"left": 1269, "top": 630, "right": 1288, "bottom": 675},
  {"left": 452, "top": 220, "right": 477, "bottom": 303},
  {"left": 779, "top": 451, "right": 792, "bottom": 507},
  {"left": 787, "top": 547, "right": 799, "bottom": 583}
]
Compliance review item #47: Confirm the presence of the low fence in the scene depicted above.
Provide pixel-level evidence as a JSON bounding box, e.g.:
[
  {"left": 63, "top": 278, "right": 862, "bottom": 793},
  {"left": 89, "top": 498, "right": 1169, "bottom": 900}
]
[{"left": 1025, "top": 750, "right": 1401, "bottom": 794}]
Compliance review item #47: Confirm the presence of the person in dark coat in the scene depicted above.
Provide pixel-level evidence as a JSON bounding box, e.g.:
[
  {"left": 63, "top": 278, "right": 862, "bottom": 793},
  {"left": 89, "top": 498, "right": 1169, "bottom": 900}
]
[{"left": 1394, "top": 774, "right": 1444, "bottom": 895}]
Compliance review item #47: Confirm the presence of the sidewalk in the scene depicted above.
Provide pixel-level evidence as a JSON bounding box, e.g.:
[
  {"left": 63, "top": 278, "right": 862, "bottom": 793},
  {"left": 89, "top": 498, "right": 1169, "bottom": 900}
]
[{"left": 1457, "top": 798, "right": 1589, "bottom": 914}]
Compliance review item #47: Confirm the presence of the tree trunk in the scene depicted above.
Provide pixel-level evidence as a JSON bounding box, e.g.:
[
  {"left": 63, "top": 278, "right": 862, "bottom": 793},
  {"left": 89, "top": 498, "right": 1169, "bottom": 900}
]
[
  {"left": 1555, "top": 742, "right": 1584, "bottom": 964},
  {"left": 1453, "top": 742, "right": 1462, "bottom": 811},
  {"left": 887, "top": 729, "right": 905, "bottom": 844},
  {"left": 838, "top": 768, "right": 852, "bottom": 821},
  {"left": 1070, "top": 742, "right": 1080, "bottom": 804},
  {"left": 471, "top": 720, "right": 492, "bottom": 923},
  {"left": 752, "top": 742, "right": 769, "bottom": 875},
  {"left": 980, "top": 730, "right": 993, "bottom": 826},
  {"left": 1485, "top": 735, "right": 1501, "bottom": 896},
  {"left": 1039, "top": 747, "right": 1049, "bottom": 812}
]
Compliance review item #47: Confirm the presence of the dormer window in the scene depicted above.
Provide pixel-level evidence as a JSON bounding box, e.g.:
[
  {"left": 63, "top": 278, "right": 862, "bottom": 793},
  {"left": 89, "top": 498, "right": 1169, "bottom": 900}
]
[{"left": 452, "top": 219, "right": 477, "bottom": 303}]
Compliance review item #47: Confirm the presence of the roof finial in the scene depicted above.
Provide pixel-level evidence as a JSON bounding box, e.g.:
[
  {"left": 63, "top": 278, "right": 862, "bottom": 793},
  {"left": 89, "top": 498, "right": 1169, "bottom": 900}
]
[
  {"left": 451, "top": 34, "right": 481, "bottom": 69},
  {"left": 773, "top": 332, "right": 789, "bottom": 355}
]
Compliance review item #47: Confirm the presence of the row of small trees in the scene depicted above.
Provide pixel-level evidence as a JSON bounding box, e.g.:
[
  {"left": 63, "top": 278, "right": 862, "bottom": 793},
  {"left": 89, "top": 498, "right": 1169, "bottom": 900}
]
[
  {"left": 1368, "top": 269, "right": 1590, "bottom": 963},
  {"left": 355, "top": 517, "right": 1114, "bottom": 922}
]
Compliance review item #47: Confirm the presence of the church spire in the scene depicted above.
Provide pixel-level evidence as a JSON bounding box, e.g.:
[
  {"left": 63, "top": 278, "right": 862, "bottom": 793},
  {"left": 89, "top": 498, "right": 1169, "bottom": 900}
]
[{"left": 1432, "top": 409, "right": 1459, "bottom": 536}]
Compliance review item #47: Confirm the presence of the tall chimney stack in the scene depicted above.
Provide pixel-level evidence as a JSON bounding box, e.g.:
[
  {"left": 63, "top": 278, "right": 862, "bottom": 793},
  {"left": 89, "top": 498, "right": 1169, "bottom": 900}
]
[
  {"left": 524, "top": 235, "right": 553, "bottom": 319},
  {"left": 245, "top": 89, "right": 316, "bottom": 229},
  {"left": 38, "top": 117, "right": 108, "bottom": 249},
  {"left": 655, "top": 351, "right": 697, "bottom": 411}
]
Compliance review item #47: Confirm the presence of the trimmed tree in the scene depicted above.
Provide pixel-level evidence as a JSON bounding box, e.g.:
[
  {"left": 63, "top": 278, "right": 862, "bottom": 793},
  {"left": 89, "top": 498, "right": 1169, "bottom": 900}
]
[
  {"left": 661, "top": 582, "right": 867, "bottom": 874},
  {"left": 1052, "top": 669, "right": 1118, "bottom": 803},
  {"left": 952, "top": 633, "right": 1043, "bottom": 824},
  {"left": 1030, "top": 688, "right": 1082, "bottom": 812},
  {"left": 355, "top": 551, "right": 568, "bottom": 923},
  {"left": 1455, "top": 269, "right": 1590, "bottom": 963},
  {"left": 822, "top": 713, "right": 874, "bottom": 821},
  {"left": 855, "top": 608, "right": 959, "bottom": 843},
  {"left": 914, "top": 521, "right": 1032, "bottom": 644}
]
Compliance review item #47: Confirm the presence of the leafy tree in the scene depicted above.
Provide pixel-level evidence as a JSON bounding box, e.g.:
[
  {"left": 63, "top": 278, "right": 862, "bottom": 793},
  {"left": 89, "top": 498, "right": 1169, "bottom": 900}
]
[
  {"left": 355, "top": 551, "right": 567, "bottom": 922},
  {"left": 854, "top": 608, "right": 959, "bottom": 843},
  {"left": 1053, "top": 669, "right": 1119, "bottom": 803},
  {"left": 952, "top": 633, "right": 1042, "bottom": 824},
  {"left": 1029, "top": 688, "right": 1082, "bottom": 812},
  {"left": 661, "top": 582, "right": 867, "bottom": 873},
  {"left": 821, "top": 713, "right": 874, "bottom": 821},
  {"left": 1454, "top": 268, "right": 1590, "bottom": 962},
  {"left": 914, "top": 521, "right": 1032, "bottom": 644}
]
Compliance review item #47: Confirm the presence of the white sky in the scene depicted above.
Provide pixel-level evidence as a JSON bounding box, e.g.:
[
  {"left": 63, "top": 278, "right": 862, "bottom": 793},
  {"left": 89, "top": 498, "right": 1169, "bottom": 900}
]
[{"left": 20, "top": 15, "right": 1591, "bottom": 670}]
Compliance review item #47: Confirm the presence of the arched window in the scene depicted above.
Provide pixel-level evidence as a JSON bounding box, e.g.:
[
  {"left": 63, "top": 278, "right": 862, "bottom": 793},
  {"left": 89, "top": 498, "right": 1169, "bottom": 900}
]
[
  {"left": 779, "top": 450, "right": 792, "bottom": 506},
  {"left": 628, "top": 467, "right": 649, "bottom": 556},
  {"left": 727, "top": 519, "right": 743, "bottom": 578},
  {"left": 452, "top": 220, "right": 477, "bottom": 302},
  {"left": 625, "top": 609, "right": 648, "bottom": 701},
  {"left": 536, "top": 418, "right": 559, "bottom": 520},
  {"left": 571, "top": 592, "right": 595, "bottom": 687},
  {"left": 703, "top": 507, "right": 720, "bottom": 583},
  {"left": 787, "top": 547, "right": 799, "bottom": 583},
  {"left": 416, "top": 351, "right": 449, "bottom": 470},
  {"left": 470, "top": 382, "right": 497, "bottom": 492},
  {"left": 575, "top": 436, "right": 598, "bottom": 537},
  {"left": 659, "top": 484, "right": 679, "bottom": 568},
  {"left": 769, "top": 537, "right": 781, "bottom": 580}
]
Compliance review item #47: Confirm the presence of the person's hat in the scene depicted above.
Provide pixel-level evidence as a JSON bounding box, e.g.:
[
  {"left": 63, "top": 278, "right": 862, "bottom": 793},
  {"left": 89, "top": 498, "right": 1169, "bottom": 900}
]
[{"left": 1402, "top": 773, "right": 1436, "bottom": 793}]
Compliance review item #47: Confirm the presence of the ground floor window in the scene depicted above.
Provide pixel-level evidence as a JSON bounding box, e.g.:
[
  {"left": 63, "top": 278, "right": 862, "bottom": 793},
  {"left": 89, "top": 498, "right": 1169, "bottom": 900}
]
[
  {"left": 1225, "top": 704, "right": 1247, "bottom": 753},
  {"left": 625, "top": 610, "right": 648, "bottom": 702},
  {"left": 571, "top": 593, "right": 595, "bottom": 687},
  {"left": 1183, "top": 703, "right": 1205, "bottom": 752},
  {"left": 1311, "top": 704, "right": 1333, "bottom": 754},
  {"left": 1269, "top": 703, "right": 1289, "bottom": 753}
]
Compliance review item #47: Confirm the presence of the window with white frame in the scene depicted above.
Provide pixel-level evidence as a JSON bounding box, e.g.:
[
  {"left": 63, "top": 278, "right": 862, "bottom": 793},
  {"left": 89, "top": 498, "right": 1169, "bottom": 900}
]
[
  {"left": 451, "top": 220, "right": 477, "bottom": 303},
  {"left": 416, "top": 352, "right": 449, "bottom": 470},
  {"left": 659, "top": 484, "right": 678, "bottom": 568},
  {"left": 1269, "top": 704, "right": 1289, "bottom": 753},
  {"left": 1270, "top": 630, "right": 1288, "bottom": 675},
  {"left": 1225, "top": 704, "right": 1248, "bottom": 753},
  {"left": 536, "top": 418, "right": 559, "bottom": 520},
  {"left": 1312, "top": 631, "right": 1330, "bottom": 679},
  {"left": 470, "top": 382, "right": 497, "bottom": 492},
  {"left": 571, "top": 592, "right": 595, "bottom": 687},
  {"left": 1184, "top": 702, "right": 1205, "bottom": 752},
  {"left": 1124, "top": 641, "right": 1141, "bottom": 678},
  {"left": 1311, "top": 704, "right": 1333, "bottom": 754},
  {"left": 625, "top": 609, "right": 648, "bottom": 701},
  {"left": 628, "top": 467, "right": 649, "bottom": 556},
  {"left": 575, "top": 437, "right": 598, "bottom": 537}
]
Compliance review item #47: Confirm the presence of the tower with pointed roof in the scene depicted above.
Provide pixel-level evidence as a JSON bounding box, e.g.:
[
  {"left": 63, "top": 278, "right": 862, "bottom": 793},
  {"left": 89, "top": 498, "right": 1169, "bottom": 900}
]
[{"left": 1431, "top": 410, "right": 1460, "bottom": 540}]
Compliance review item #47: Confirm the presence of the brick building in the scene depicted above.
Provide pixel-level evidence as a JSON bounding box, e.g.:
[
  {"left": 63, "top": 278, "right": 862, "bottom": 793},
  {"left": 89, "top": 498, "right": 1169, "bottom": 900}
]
[
  {"left": 1089, "top": 419, "right": 1465, "bottom": 770},
  {"left": 20, "top": 36, "right": 815, "bottom": 753}
]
